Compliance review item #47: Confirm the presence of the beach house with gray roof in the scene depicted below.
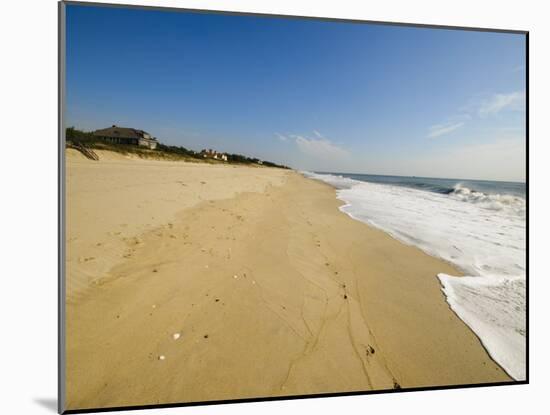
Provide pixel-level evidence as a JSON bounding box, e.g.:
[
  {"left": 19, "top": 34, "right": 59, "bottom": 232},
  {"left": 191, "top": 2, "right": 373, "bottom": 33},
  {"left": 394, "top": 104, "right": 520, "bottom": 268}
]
[{"left": 93, "top": 125, "right": 158, "bottom": 149}]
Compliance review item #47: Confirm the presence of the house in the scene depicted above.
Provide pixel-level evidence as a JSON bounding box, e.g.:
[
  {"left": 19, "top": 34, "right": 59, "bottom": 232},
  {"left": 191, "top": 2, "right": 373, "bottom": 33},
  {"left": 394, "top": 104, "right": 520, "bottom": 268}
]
[
  {"left": 93, "top": 125, "right": 158, "bottom": 150},
  {"left": 200, "top": 149, "right": 228, "bottom": 162}
]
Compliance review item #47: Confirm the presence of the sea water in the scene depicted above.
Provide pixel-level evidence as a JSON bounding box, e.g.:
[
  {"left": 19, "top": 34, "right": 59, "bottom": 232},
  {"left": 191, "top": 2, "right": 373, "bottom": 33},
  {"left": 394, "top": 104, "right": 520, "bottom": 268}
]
[{"left": 303, "top": 171, "right": 526, "bottom": 380}]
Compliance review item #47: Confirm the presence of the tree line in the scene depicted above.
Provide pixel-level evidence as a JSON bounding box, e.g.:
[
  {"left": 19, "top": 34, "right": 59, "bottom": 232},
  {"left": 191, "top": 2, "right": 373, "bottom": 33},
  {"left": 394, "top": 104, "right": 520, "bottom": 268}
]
[{"left": 65, "top": 127, "right": 290, "bottom": 169}]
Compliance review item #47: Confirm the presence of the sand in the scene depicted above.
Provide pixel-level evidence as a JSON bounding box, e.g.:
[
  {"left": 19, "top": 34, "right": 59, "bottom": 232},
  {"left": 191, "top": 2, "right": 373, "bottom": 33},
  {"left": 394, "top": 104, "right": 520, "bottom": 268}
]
[{"left": 64, "top": 149, "right": 512, "bottom": 410}]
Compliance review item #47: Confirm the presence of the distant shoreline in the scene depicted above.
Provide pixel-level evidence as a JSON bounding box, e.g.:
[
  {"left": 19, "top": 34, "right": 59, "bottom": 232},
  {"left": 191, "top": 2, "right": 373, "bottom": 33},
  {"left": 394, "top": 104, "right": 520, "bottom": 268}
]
[
  {"left": 311, "top": 171, "right": 526, "bottom": 187},
  {"left": 66, "top": 127, "right": 290, "bottom": 169}
]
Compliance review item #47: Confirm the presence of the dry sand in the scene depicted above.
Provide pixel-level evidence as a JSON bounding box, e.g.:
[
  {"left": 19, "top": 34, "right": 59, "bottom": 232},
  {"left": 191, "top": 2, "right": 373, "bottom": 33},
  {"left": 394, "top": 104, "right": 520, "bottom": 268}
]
[{"left": 65, "top": 149, "right": 511, "bottom": 410}]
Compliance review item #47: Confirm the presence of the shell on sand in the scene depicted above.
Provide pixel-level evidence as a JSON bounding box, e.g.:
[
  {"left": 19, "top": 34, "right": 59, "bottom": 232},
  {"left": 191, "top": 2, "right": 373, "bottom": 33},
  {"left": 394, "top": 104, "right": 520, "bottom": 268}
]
[{"left": 173, "top": 333, "right": 181, "bottom": 340}]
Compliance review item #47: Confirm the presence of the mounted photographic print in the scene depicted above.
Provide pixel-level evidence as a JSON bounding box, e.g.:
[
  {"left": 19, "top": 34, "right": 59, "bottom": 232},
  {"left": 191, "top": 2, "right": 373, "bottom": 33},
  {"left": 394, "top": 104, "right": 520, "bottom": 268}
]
[{"left": 59, "top": 1, "right": 528, "bottom": 413}]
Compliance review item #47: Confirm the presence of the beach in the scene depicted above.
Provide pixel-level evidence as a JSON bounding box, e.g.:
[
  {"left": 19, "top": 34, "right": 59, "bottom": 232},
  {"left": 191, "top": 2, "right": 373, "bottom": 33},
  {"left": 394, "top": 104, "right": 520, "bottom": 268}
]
[{"left": 65, "top": 150, "right": 512, "bottom": 410}]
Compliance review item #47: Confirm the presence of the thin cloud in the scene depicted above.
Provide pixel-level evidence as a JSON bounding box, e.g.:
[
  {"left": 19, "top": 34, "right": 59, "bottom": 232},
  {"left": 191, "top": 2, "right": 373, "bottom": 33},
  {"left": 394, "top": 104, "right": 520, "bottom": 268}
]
[
  {"left": 478, "top": 91, "right": 525, "bottom": 117},
  {"left": 313, "top": 130, "right": 323, "bottom": 138},
  {"left": 428, "top": 122, "right": 464, "bottom": 138},
  {"left": 275, "top": 133, "right": 288, "bottom": 142},
  {"left": 293, "top": 134, "right": 349, "bottom": 160},
  {"left": 428, "top": 90, "right": 525, "bottom": 139}
]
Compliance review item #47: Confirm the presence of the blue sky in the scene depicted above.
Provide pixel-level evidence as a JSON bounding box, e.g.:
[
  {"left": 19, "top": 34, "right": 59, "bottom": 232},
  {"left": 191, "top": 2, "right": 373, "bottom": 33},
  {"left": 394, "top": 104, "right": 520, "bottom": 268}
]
[{"left": 66, "top": 4, "right": 526, "bottom": 181}]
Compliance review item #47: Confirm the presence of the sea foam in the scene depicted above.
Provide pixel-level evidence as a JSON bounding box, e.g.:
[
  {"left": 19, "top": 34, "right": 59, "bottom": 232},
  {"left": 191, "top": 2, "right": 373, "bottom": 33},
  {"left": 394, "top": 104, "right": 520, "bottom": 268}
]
[{"left": 303, "top": 171, "right": 526, "bottom": 380}]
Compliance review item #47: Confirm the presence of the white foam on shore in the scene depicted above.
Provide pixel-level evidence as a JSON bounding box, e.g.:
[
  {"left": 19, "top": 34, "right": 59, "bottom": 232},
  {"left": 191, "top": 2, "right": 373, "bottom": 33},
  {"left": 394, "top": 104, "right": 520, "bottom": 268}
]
[
  {"left": 438, "top": 274, "right": 525, "bottom": 380},
  {"left": 303, "top": 171, "right": 526, "bottom": 380}
]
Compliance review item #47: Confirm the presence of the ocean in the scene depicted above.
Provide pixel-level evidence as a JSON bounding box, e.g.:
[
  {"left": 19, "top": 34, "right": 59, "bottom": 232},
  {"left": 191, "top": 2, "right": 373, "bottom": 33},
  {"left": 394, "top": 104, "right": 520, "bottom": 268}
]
[{"left": 303, "top": 171, "right": 526, "bottom": 381}]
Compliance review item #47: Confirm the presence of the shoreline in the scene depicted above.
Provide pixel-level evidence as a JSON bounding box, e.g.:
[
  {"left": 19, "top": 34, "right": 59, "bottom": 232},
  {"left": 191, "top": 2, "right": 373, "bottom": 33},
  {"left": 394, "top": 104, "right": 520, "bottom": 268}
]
[
  {"left": 305, "top": 171, "right": 525, "bottom": 380},
  {"left": 65, "top": 151, "right": 512, "bottom": 410}
]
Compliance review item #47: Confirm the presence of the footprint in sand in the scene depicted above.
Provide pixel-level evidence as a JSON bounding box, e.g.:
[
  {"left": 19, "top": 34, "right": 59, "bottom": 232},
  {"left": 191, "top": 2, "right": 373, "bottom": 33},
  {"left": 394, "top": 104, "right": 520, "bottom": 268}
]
[
  {"left": 365, "top": 345, "right": 375, "bottom": 357},
  {"left": 78, "top": 256, "right": 95, "bottom": 263}
]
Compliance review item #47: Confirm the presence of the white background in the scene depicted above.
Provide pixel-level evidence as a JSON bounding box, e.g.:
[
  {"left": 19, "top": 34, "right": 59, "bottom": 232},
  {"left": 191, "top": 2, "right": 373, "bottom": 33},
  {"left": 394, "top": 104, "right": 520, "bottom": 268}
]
[{"left": 0, "top": 0, "right": 546, "bottom": 413}]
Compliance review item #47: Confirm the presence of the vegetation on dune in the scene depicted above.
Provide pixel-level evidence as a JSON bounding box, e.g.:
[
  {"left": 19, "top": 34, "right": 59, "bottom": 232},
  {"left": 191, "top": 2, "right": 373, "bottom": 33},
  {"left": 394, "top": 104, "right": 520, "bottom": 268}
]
[
  {"left": 65, "top": 127, "right": 290, "bottom": 169},
  {"left": 66, "top": 127, "right": 96, "bottom": 143}
]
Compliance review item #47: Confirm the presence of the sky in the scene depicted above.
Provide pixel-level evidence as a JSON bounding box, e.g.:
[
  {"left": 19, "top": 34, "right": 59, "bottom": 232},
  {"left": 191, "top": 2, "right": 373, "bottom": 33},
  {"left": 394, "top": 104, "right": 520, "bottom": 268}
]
[{"left": 65, "top": 4, "right": 527, "bottom": 182}]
